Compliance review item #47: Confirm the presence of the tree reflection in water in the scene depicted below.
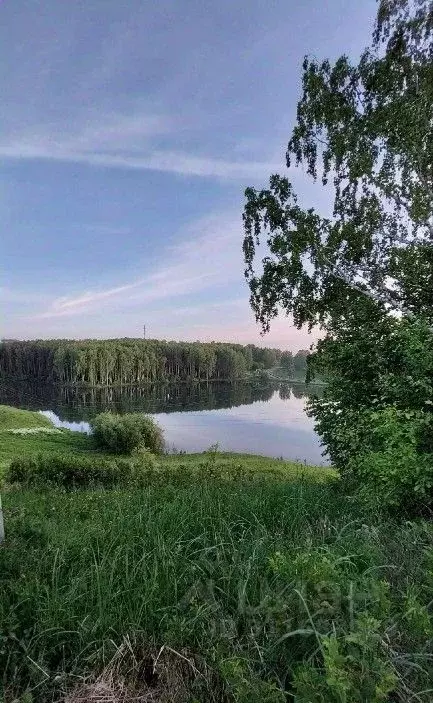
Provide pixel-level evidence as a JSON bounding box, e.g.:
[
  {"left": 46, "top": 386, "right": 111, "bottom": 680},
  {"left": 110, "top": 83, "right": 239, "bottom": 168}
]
[{"left": 0, "top": 380, "right": 321, "bottom": 423}]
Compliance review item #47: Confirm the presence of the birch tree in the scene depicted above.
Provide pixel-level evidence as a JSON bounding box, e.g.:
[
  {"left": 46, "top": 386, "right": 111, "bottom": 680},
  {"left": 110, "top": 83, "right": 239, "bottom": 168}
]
[{"left": 243, "top": 0, "right": 433, "bottom": 331}]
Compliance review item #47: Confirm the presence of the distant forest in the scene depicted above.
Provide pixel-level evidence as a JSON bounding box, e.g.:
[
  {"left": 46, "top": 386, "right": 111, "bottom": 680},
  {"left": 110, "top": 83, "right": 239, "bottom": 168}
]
[{"left": 0, "top": 339, "right": 309, "bottom": 385}]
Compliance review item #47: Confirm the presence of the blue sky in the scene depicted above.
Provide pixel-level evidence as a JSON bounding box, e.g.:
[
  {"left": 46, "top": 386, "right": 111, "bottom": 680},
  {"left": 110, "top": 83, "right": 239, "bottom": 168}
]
[{"left": 1, "top": 0, "right": 377, "bottom": 348}]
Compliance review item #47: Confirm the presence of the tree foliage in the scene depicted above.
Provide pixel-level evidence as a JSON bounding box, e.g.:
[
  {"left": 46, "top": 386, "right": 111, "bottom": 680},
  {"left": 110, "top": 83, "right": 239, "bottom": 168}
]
[
  {"left": 279, "top": 351, "right": 294, "bottom": 375},
  {"left": 0, "top": 339, "right": 284, "bottom": 385},
  {"left": 308, "top": 314, "right": 433, "bottom": 460},
  {"left": 243, "top": 0, "right": 433, "bottom": 331},
  {"left": 242, "top": 0, "right": 433, "bottom": 511}
]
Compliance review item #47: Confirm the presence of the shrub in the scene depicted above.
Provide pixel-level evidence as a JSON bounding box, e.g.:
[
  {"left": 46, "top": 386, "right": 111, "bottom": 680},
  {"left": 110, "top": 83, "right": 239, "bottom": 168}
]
[
  {"left": 308, "top": 317, "right": 433, "bottom": 461},
  {"left": 90, "top": 412, "right": 164, "bottom": 455},
  {"left": 6, "top": 451, "right": 159, "bottom": 489},
  {"left": 307, "top": 317, "right": 433, "bottom": 514},
  {"left": 349, "top": 408, "right": 433, "bottom": 513}
]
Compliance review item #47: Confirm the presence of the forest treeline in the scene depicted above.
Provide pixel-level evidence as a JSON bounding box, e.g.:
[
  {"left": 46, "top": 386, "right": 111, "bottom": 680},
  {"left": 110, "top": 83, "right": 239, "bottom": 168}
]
[{"left": 0, "top": 339, "right": 309, "bottom": 385}]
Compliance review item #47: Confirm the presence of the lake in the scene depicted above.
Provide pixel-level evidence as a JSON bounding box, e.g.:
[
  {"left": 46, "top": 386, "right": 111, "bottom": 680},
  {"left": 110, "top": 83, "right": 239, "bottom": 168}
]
[{"left": 0, "top": 380, "right": 327, "bottom": 464}]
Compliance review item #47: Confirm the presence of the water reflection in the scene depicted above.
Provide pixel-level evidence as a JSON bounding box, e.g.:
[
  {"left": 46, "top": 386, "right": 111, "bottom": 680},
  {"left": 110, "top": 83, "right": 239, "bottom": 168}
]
[
  {"left": 39, "top": 410, "right": 91, "bottom": 434},
  {"left": 155, "top": 390, "right": 325, "bottom": 463},
  {"left": 0, "top": 380, "right": 326, "bottom": 464},
  {"left": 0, "top": 380, "right": 320, "bottom": 422}
]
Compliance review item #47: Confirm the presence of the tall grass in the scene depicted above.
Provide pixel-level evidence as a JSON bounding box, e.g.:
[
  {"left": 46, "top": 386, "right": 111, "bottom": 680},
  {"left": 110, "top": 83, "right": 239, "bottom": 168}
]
[{"left": 2, "top": 471, "right": 433, "bottom": 701}]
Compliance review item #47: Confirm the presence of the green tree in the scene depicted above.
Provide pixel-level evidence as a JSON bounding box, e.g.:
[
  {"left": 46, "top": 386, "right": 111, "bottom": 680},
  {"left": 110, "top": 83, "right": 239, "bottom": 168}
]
[
  {"left": 279, "top": 351, "right": 294, "bottom": 377},
  {"left": 243, "top": 0, "right": 433, "bottom": 331},
  {"left": 241, "top": 0, "right": 433, "bottom": 502},
  {"left": 293, "top": 350, "right": 309, "bottom": 378},
  {"left": 1, "top": 339, "right": 277, "bottom": 385}
]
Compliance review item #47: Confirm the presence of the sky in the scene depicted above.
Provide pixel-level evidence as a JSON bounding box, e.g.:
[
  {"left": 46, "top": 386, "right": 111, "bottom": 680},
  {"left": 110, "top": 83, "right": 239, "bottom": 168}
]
[{"left": 1, "top": 0, "right": 377, "bottom": 349}]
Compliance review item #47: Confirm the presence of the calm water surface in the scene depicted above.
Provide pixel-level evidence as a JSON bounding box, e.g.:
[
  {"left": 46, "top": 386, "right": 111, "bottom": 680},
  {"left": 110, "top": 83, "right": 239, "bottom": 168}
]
[{"left": 0, "top": 381, "right": 327, "bottom": 464}]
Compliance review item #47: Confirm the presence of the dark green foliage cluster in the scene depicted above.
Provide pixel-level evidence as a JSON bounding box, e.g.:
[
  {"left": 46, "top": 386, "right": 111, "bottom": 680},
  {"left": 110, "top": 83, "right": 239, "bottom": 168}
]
[
  {"left": 279, "top": 350, "right": 294, "bottom": 374},
  {"left": 308, "top": 315, "right": 433, "bottom": 511},
  {"left": 279, "top": 350, "right": 309, "bottom": 378},
  {"left": 2, "top": 479, "right": 432, "bottom": 701},
  {"left": 6, "top": 451, "right": 159, "bottom": 488},
  {"left": 90, "top": 411, "right": 165, "bottom": 455},
  {"left": 0, "top": 338, "right": 284, "bottom": 385},
  {"left": 353, "top": 408, "right": 433, "bottom": 512},
  {"left": 294, "top": 349, "right": 309, "bottom": 377}
]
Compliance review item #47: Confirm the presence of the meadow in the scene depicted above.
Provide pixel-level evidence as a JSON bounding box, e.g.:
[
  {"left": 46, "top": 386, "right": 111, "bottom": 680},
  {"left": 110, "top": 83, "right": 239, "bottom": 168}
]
[{"left": 1, "top": 406, "right": 433, "bottom": 702}]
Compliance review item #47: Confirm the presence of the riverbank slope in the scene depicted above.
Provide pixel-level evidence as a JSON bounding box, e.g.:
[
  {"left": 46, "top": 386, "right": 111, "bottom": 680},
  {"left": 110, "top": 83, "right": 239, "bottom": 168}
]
[{"left": 1, "top": 404, "right": 432, "bottom": 702}]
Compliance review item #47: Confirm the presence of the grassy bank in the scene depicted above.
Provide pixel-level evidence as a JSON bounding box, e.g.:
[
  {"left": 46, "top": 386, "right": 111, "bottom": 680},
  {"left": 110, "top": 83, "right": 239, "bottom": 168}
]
[
  {"left": 0, "top": 404, "right": 53, "bottom": 431},
  {"left": 1, "top": 404, "right": 432, "bottom": 701},
  {"left": 0, "top": 404, "right": 332, "bottom": 483},
  {"left": 2, "top": 476, "right": 433, "bottom": 702},
  {"left": 0, "top": 405, "right": 104, "bottom": 475}
]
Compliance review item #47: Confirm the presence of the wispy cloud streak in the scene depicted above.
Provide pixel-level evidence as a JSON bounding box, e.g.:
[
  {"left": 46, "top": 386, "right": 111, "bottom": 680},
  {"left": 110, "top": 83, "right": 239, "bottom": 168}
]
[
  {"left": 0, "top": 141, "right": 281, "bottom": 179},
  {"left": 34, "top": 212, "right": 243, "bottom": 319},
  {"left": 0, "top": 110, "right": 281, "bottom": 179},
  {"left": 46, "top": 281, "right": 145, "bottom": 316}
]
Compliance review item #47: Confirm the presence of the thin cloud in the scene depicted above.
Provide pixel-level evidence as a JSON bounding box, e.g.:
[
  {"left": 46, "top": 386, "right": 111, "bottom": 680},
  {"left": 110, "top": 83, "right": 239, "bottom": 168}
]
[
  {"left": 81, "top": 224, "right": 132, "bottom": 236},
  {"left": 34, "top": 212, "right": 244, "bottom": 320},
  {"left": 0, "top": 109, "right": 282, "bottom": 180},
  {"left": 0, "top": 139, "right": 281, "bottom": 180},
  {"left": 46, "top": 281, "right": 145, "bottom": 317}
]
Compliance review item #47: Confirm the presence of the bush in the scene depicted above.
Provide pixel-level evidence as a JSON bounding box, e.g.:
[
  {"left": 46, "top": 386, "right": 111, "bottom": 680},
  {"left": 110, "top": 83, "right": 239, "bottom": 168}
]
[
  {"left": 7, "top": 451, "right": 159, "bottom": 489},
  {"left": 309, "top": 317, "right": 433, "bottom": 463},
  {"left": 307, "top": 316, "right": 433, "bottom": 514},
  {"left": 90, "top": 412, "right": 164, "bottom": 455},
  {"left": 349, "top": 408, "right": 433, "bottom": 513}
]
